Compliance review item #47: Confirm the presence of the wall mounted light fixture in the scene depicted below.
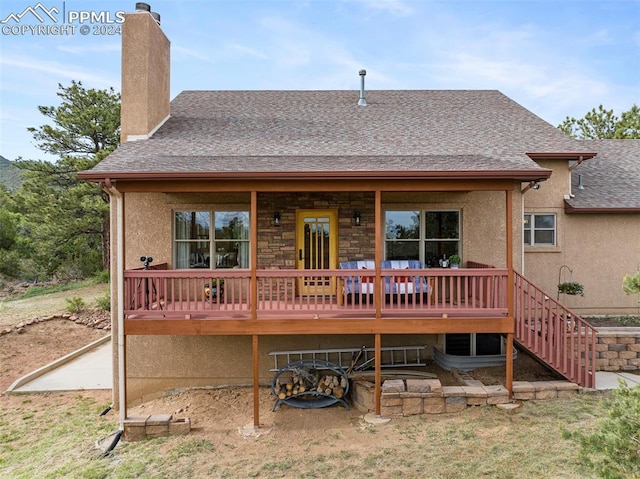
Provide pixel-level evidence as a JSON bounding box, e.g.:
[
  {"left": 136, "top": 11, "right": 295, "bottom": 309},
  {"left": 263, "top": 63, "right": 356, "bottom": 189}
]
[
  {"left": 273, "top": 212, "right": 281, "bottom": 227},
  {"left": 521, "top": 181, "right": 541, "bottom": 194},
  {"left": 354, "top": 211, "right": 361, "bottom": 226}
]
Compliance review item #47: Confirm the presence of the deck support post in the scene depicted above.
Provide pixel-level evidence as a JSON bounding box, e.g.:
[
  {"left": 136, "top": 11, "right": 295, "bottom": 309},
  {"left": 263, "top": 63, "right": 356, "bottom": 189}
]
[
  {"left": 253, "top": 334, "right": 260, "bottom": 427},
  {"left": 375, "top": 333, "right": 381, "bottom": 416},
  {"left": 505, "top": 188, "right": 514, "bottom": 397},
  {"left": 505, "top": 332, "right": 513, "bottom": 396},
  {"left": 374, "top": 191, "right": 382, "bottom": 416},
  {"left": 250, "top": 191, "right": 260, "bottom": 427},
  {"left": 250, "top": 191, "right": 258, "bottom": 321}
]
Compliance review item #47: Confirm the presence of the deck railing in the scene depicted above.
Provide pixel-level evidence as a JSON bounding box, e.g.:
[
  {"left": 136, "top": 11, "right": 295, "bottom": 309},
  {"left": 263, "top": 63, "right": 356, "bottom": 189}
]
[
  {"left": 514, "top": 272, "right": 596, "bottom": 388},
  {"left": 123, "top": 266, "right": 508, "bottom": 320}
]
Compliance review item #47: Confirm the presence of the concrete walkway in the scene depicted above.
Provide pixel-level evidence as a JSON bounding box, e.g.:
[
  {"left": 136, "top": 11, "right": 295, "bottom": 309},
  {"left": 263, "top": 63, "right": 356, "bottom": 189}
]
[
  {"left": 595, "top": 371, "right": 640, "bottom": 390},
  {"left": 5, "top": 337, "right": 639, "bottom": 393},
  {"left": 7, "top": 336, "right": 112, "bottom": 393}
]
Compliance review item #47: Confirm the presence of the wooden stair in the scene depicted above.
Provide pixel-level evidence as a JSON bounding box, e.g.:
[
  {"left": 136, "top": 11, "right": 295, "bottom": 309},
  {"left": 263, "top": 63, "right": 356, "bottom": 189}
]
[{"left": 513, "top": 272, "right": 596, "bottom": 389}]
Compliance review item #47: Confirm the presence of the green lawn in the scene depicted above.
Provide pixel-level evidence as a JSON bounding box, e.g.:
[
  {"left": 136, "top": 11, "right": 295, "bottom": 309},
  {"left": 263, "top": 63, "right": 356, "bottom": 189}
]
[{"left": 0, "top": 391, "right": 606, "bottom": 479}]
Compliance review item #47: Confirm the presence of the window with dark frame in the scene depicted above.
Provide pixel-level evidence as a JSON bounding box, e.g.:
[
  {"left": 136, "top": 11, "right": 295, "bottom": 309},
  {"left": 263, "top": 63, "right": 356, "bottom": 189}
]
[
  {"left": 385, "top": 210, "right": 460, "bottom": 267},
  {"left": 174, "top": 210, "right": 250, "bottom": 269}
]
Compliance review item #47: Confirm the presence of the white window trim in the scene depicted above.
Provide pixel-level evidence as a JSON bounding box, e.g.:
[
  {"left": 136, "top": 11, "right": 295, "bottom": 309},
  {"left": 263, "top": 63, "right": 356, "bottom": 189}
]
[{"left": 524, "top": 213, "right": 556, "bottom": 247}]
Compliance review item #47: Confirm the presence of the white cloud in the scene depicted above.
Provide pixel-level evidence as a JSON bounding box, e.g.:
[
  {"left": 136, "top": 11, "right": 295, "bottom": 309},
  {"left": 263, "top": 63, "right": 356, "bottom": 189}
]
[
  {"left": 0, "top": 54, "right": 117, "bottom": 89},
  {"left": 172, "top": 44, "right": 212, "bottom": 62},
  {"left": 350, "top": 0, "right": 413, "bottom": 16},
  {"left": 226, "top": 43, "right": 268, "bottom": 60},
  {"left": 56, "top": 42, "right": 120, "bottom": 54}
]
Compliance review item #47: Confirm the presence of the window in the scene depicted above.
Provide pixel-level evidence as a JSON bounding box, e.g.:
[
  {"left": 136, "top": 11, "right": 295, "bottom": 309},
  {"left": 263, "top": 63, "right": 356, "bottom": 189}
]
[
  {"left": 385, "top": 210, "right": 460, "bottom": 267},
  {"left": 445, "top": 333, "right": 504, "bottom": 356},
  {"left": 174, "top": 210, "right": 250, "bottom": 269},
  {"left": 524, "top": 214, "right": 555, "bottom": 246}
]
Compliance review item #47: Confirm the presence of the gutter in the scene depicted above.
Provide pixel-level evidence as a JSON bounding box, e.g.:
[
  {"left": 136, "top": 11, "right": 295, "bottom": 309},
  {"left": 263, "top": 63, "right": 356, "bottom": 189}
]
[
  {"left": 564, "top": 203, "right": 640, "bottom": 214},
  {"left": 79, "top": 168, "right": 553, "bottom": 183},
  {"left": 527, "top": 152, "right": 597, "bottom": 161}
]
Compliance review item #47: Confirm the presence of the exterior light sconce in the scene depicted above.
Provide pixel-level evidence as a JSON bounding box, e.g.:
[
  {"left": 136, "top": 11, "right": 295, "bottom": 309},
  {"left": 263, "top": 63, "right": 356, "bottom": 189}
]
[
  {"left": 354, "top": 211, "right": 361, "bottom": 226},
  {"left": 521, "top": 181, "right": 541, "bottom": 194},
  {"left": 273, "top": 212, "right": 281, "bottom": 227}
]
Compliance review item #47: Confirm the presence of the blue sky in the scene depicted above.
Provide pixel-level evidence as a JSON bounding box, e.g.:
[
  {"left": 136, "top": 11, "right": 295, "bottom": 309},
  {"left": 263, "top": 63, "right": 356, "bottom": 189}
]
[{"left": 0, "top": 0, "right": 638, "bottom": 163}]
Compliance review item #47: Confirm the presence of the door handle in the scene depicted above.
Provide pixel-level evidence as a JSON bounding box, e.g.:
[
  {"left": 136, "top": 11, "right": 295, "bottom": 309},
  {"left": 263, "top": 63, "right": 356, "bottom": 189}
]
[{"left": 299, "top": 249, "right": 303, "bottom": 261}]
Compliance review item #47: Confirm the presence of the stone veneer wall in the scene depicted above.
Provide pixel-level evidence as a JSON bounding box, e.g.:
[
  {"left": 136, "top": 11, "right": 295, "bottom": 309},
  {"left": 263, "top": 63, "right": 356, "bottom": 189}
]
[
  {"left": 257, "top": 192, "right": 375, "bottom": 268},
  {"left": 596, "top": 329, "right": 640, "bottom": 372}
]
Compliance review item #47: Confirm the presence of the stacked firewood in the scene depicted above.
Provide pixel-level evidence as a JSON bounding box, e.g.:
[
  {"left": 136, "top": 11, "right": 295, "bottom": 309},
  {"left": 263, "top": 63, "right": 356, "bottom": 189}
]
[{"left": 274, "top": 369, "right": 347, "bottom": 400}]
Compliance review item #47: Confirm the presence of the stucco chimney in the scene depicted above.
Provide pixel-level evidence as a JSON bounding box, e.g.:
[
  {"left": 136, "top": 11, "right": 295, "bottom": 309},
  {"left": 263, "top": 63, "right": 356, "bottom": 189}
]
[{"left": 121, "top": 4, "right": 170, "bottom": 142}]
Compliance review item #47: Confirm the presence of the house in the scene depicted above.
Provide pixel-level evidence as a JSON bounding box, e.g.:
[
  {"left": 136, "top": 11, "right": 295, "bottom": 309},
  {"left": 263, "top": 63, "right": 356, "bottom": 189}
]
[
  {"left": 79, "top": 5, "right": 639, "bottom": 426},
  {"left": 524, "top": 139, "right": 640, "bottom": 316}
]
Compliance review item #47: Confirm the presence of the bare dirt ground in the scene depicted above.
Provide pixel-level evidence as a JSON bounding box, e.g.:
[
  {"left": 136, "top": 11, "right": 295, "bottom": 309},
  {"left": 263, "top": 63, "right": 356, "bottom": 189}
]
[{"left": 0, "top": 282, "right": 566, "bottom": 465}]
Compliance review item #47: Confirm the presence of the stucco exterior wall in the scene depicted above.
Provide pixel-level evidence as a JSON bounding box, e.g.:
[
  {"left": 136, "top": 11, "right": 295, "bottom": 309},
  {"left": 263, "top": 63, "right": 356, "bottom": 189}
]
[
  {"left": 115, "top": 188, "right": 519, "bottom": 403},
  {"left": 124, "top": 334, "right": 440, "bottom": 405},
  {"left": 382, "top": 190, "right": 515, "bottom": 268},
  {"left": 560, "top": 213, "right": 639, "bottom": 314},
  {"left": 524, "top": 159, "right": 640, "bottom": 315},
  {"left": 121, "top": 12, "right": 170, "bottom": 141}
]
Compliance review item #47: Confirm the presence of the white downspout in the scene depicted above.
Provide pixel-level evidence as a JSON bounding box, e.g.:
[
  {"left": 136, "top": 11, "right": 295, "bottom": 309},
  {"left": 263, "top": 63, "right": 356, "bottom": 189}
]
[
  {"left": 521, "top": 191, "right": 525, "bottom": 276},
  {"left": 104, "top": 180, "right": 125, "bottom": 427}
]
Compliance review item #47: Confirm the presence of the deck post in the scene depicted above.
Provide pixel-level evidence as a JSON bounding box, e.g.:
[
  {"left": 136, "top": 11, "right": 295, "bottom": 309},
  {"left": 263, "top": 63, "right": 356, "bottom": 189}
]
[
  {"left": 374, "top": 191, "right": 382, "bottom": 416},
  {"left": 253, "top": 334, "right": 260, "bottom": 427},
  {"left": 250, "top": 191, "right": 258, "bottom": 321},
  {"left": 375, "top": 333, "right": 381, "bottom": 416},
  {"left": 505, "top": 333, "right": 513, "bottom": 395},
  {"left": 505, "top": 188, "right": 514, "bottom": 396},
  {"left": 251, "top": 192, "right": 260, "bottom": 427}
]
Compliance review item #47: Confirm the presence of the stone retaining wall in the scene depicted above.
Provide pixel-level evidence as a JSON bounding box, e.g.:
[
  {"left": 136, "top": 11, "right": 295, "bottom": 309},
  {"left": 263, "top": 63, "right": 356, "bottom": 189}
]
[
  {"left": 596, "top": 329, "right": 640, "bottom": 372},
  {"left": 352, "top": 377, "right": 580, "bottom": 417}
]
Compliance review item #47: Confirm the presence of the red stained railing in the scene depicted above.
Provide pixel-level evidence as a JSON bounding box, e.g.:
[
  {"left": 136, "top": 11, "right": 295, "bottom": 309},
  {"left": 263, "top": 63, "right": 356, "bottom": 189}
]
[
  {"left": 123, "top": 266, "right": 508, "bottom": 320},
  {"left": 514, "top": 272, "right": 596, "bottom": 388}
]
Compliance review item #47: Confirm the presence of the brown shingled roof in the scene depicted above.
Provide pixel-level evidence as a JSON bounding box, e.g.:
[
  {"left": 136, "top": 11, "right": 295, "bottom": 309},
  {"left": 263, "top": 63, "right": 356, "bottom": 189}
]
[
  {"left": 566, "top": 139, "right": 640, "bottom": 212},
  {"left": 81, "top": 90, "right": 589, "bottom": 181}
]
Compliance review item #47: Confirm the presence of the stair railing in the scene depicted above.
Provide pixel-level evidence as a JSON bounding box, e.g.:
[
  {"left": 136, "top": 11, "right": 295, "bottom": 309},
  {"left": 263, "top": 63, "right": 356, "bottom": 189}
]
[{"left": 514, "top": 272, "right": 596, "bottom": 388}]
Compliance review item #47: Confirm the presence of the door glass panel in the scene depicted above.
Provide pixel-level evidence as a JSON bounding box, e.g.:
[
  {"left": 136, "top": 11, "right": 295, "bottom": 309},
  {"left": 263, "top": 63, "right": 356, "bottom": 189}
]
[
  {"left": 304, "top": 218, "right": 330, "bottom": 270},
  {"left": 299, "top": 215, "right": 334, "bottom": 295}
]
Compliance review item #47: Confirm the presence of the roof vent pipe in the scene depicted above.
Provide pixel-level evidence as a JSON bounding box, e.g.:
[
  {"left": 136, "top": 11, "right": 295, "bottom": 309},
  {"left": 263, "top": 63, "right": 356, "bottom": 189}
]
[
  {"left": 150, "top": 11, "right": 160, "bottom": 25},
  {"left": 135, "top": 2, "right": 151, "bottom": 12},
  {"left": 358, "top": 69, "right": 367, "bottom": 106},
  {"left": 577, "top": 174, "right": 585, "bottom": 190}
]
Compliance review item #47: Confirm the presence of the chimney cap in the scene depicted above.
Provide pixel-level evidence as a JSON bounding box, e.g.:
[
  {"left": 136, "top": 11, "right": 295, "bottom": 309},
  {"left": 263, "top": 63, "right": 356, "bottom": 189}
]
[{"left": 135, "top": 2, "right": 151, "bottom": 12}]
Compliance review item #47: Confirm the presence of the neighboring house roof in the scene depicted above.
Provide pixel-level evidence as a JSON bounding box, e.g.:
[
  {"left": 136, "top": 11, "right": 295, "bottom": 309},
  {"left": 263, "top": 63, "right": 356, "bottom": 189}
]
[
  {"left": 566, "top": 139, "right": 640, "bottom": 212},
  {"left": 81, "top": 90, "right": 592, "bottom": 181}
]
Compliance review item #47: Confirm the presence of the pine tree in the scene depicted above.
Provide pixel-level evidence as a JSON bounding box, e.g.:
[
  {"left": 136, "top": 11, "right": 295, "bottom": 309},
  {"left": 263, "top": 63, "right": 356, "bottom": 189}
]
[{"left": 13, "top": 81, "right": 120, "bottom": 279}]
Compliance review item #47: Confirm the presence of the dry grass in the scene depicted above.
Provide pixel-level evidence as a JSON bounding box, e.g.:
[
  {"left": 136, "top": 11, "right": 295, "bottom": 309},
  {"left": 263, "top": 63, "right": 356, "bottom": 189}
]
[{"left": 0, "top": 390, "right": 605, "bottom": 479}]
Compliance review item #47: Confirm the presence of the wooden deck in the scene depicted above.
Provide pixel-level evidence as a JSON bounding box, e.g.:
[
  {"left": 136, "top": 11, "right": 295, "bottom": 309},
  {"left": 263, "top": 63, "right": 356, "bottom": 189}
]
[{"left": 123, "top": 267, "right": 511, "bottom": 335}]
